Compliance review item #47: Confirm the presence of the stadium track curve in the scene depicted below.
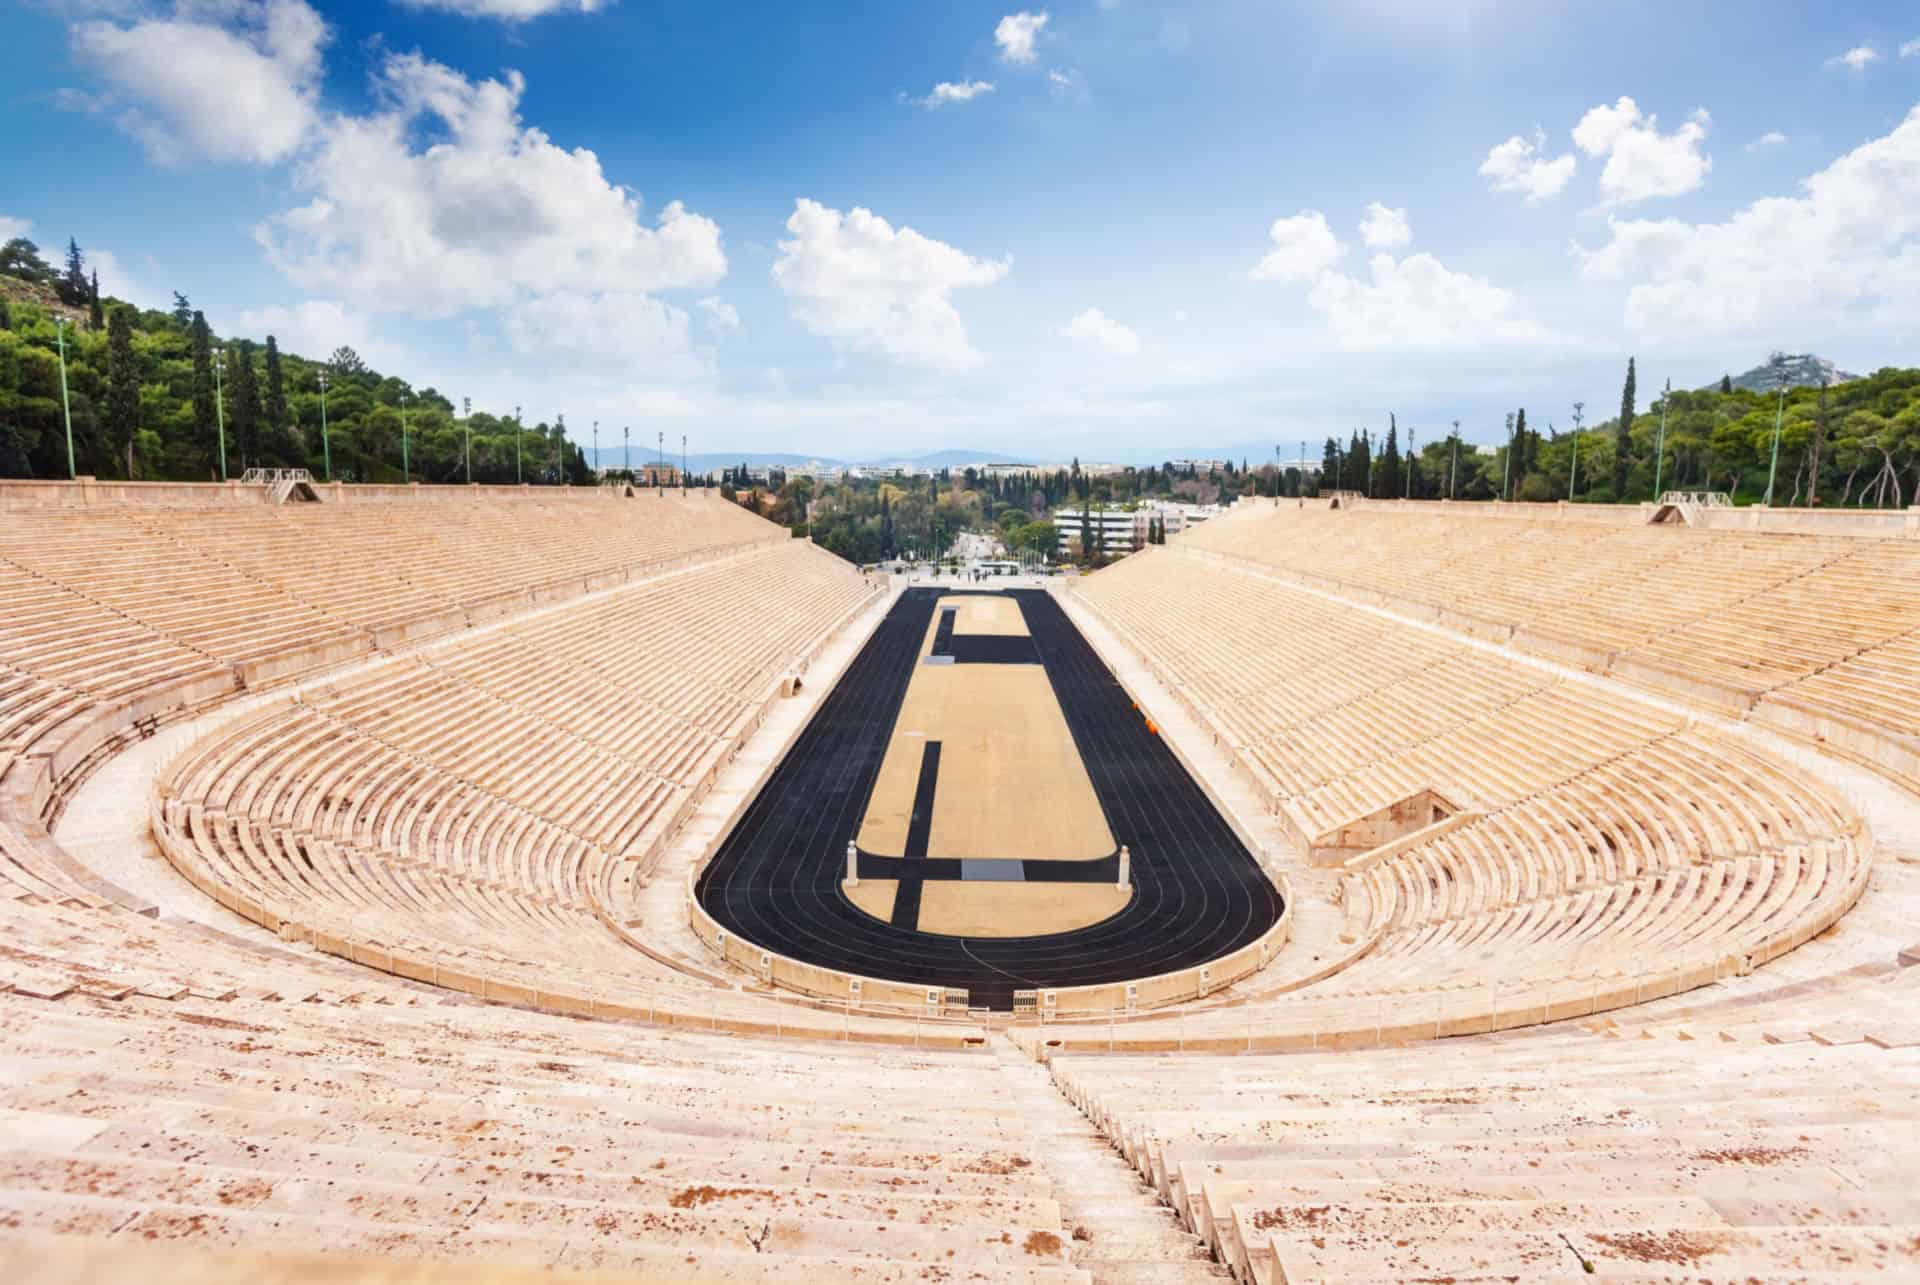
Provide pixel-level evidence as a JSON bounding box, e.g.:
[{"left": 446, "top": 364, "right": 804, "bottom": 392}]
[{"left": 694, "top": 586, "right": 1283, "bottom": 1009}]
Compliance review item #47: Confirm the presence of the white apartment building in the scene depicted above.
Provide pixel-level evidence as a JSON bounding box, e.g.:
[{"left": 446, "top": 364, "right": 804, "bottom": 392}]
[{"left": 1052, "top": 500, "right": 1226, "bottom": 558}]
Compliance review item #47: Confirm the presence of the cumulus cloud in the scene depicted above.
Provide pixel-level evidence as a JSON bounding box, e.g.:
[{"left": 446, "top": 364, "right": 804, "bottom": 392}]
[
  {"left": 1478, "top": 129, "right": 1577, "bottom": 202},
  {"left": 257, "top": 53, "right": 726, "bottom": 315},
  {"left": 1904, "top": 38, "right": 1919, "bottom": 59},
  {"left": 88, "top": 248, "right": 148, "bottom": 308},
  {"left": 771, "top": 198, "right": 1009, "bottom": 372},
  {"left": 995, "top": 11, "right": 1047, "bottom": 64},
  {"left": 1826, "top": 45, "right": 1880, "bottom": 72},
  {"left": 1572, "top": 105, "right": 1920, "bottom": 341},
  {"left": 910, "top": 80, "right": 995, "bottom": 109},
  {"left": 505, "top": 290, "right": 708, "bottom": 378},
  {"left": 1358, "top": 202, "right": 1411, "bottom": 250},
  {"left": 237, "top": 299, "right": 376, "bottom": 362},
  {"left": 0, "top": 214, "right": 31, "bottom": 243},
  {"left": 1061, "top": 306, "right": 1140, "bottom": 356},
  {"left": 1250, "top": 210, "right": 1346, "bottom": 283},
  {"left": 1305, "top": 253, "right": 1548, "bottom": 351},
  {"left": 395, "top": 0, "right": 610, "bottom": 20},
  {"left": 67, "top": 0, "right": 328, "bottom": 166},
  {"left": 696, "top": 296, "right": 740, "bottom": 335},
  {"left": 1745, "top": 131, "right": 1788, "bottom": 151},
  {"left": 1572, "top": 96, "right": 1711, "bottom": 207}
]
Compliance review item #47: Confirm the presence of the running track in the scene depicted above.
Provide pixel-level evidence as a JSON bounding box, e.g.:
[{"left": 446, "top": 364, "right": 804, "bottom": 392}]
[{"left": 694, "top": 586, "right": 1283, "bottom": 1009}]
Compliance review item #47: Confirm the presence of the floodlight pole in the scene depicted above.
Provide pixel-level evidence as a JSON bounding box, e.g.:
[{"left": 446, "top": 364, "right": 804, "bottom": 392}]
[
  {"left": 592, "top": 420, "right": 599, "bottom": 480},
  {"left": 1653, "top": 378, "right": 1670, "bottom": 499},
  {"left": 623, "top": 425, "right": 630, "bottom": 475},
  {"left": 1407, "top": 427, "right": 1416, "bottom": 499},
  {"left": 681, "top": 434, "right": 687, "bottom": 491},
  {"left": 317, "top": 370, "right": 331, "bottom": 482},
  {"left": 211, "top": 342, "right": 228, "bottom": 482},
  {"left": 462, "top": 397, "right": 471, "bottom": 483},
  {"left": 54, "top": 318, "right": 76, "bottom": 479},
  {"left": 1449, "top": 420, "right": 1460, "bottom": 500},
  {"left": 1569, "top": 402, "right": 1585, "bottom": 502},
  {"left": 514, "top": 405, "right": 522, "bottom": 484},
  {"left": 399, "top": 391, "right": 409, "bottom": 483}
]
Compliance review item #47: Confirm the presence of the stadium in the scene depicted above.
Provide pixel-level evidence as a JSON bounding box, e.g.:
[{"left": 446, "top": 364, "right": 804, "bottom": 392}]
[{"left": 1, "top": 475, "right": 1916, "bottom": 1282}]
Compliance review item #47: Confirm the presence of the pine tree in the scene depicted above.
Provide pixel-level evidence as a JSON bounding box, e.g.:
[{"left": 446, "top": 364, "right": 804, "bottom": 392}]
[
  {"left": 1719, "top": 373, "right": 1733, "bottom": 396},
  {"left": 88, "top": 270, "right": 103, "bottom": 331},
  {"left": 61, "top": 238, "right": 86, "bottom": 306},
  {"left": 1614, "top": 356, "right": 1636, "bottom": 498},
  {"left": 189, "top": 312, "right": 216, "bottom": 469},
  {"left": 1379, "top": 415, "right": 1402, "bottom": 500},
  {"left": 0, "top": 297, "right": 11, "bottom": 331},
  {"left": 105, "top": 306, "right": 140, "bottom": 477},
  {"left": 171, "top": 293, "right": 193, "bottom": 329}
]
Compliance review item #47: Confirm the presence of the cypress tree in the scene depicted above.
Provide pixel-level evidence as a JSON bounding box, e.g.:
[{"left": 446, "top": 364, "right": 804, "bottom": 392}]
[
  {"left": 264, "top": 336, "right": 289, "bottom": 462},
  {"left": 1719, "top": 373, "right": 1733, "bottom": 395},
  {"left": 229, "top": 340, "right": 262, "bottom": 469},
  {"left": 189, "top": 312, "right": 216, "bottom": 467},
  {"left": 89, "top": 270, "right": 104, "bottom": 331},
  {"left": 0, "top": 297, "right": 11, "bottom": 331},
  {"left": 1614, "top": 356, "right": 1636, "bottom": 498},
  {"left": 61, "top": 237, "right": 86, "bottom": 305},
  {"left": 105, "top": 306, "right": 139, "bottom": 477},
  {"left": 1515, "top": 409, "right": 1530, "bottom": 480},
  {"left": 171, "top": 292, "right": 193, "bottom": 329},
  {"left": 1379, "top": 416, "right": 1402, "bottom": 500}
]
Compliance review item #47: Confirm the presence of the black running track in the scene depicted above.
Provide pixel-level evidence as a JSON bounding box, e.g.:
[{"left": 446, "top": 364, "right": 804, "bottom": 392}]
[{"left": 694, "top": 587, "right": 1283, "bottom": 1009}]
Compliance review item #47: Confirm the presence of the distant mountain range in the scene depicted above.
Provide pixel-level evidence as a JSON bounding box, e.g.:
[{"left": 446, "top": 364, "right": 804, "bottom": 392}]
[{"left": 1714, "top": 353, "right": 1860, "bottom": 394}]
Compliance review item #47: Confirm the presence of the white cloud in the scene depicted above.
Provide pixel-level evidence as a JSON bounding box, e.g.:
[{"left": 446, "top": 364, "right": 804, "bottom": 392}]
[
  {"left": 1571, "top": 96, "right": 1711, "bottom": 207},
  {"left": 1478, "top": 129, "right": 1577, "bottom": 201},
  {"left": 1250, "top": 210, "right": 1346, "bottom": 283},
  {"left": 696, "top": 296, "right": 740, "bottom": 335},
  {"left": 236, "top": 299, "right": 375, "bottom": 362},
  {"left": 1305, "top": 253, "right": 1549, "bottom": 351},
  {"left": 1062, "top": 306, "right": 1140, "bottom": 355},
  {"left": 258, "top": 54, "right": 726, "bottom": 315},
  {"left": 910, "top": 80, "right": 995, "bottom": 109},
  {"left": 1745, "top": 131, "right": 1788, "bottom": 151},
  {"left": 771, "top": 198, "right": 1009, "bottom": 373},
  {"left": 995, "top": 11, "right": 1048, "bottom": 65},
  {"left": 1572, "top": 105, "right": 1920, "bottom": 342},
  {"left": 1826, "top": 45, "right": 1880, "bottom": 72},
  {"left": 1903, "top": 38, "right": 1920, "bottom": 59},
  {"left": 1047, "top": 67, "right": 1081, "bottom": 96},
  {"left": 0, "top": 214, "right": 31, "bottom": 243},
  {"left": 504, "top": 291, "right": 708, "bottom": 378},
  {"left": 394, "top": 0, "right": 610, "bottom": 20},
  {"left": 68, "top": 0, "right": 327, "bottom": 166},
  {"left": 88, "top": 248, "right": 147, "bottom": 308},
  {"left": 1358, "top": 202, "right": 1411, "bottom": 250}
]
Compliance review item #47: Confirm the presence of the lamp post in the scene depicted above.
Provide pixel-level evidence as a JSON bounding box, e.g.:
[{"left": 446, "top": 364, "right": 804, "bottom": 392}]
[
  {"left": 1653, "top": 378, "right": 1671, "bottom": 499},
  {"left": 210, "top": 342, "right": 229, "bottom": 482},
  {"left": 623, "top": 425, "right": 630, "bottom": 476},
  {"left": 657, "top": 429, "right": 664, "bottom": 482},
  {"left": 1764, "top": 356, "right": 1789, "bottom": 506},
  {"left": 592, "top": 420, "right": 599, "bottom": 480},
  {"left": 681, "top": 434, "right": 686, "bottom": 491},
  {"left": 1407, "top": 426, "right": 1416, "bottom": 499},
  {"left": 462, "top": 397, "right": 471, "bottom": 484},
  {"left": 399, "top": 390, "right": 410, "bottom": 483},
  {"left": 55, "top": 318, "right": 76, "bottom": 479},
  {"left": 1569, "top": 402, "right": 1585, "bottom": 502},
  {"left": 514, "top": 405, "right": 522, "bottom": 484},
  {"left": 316, "top": 370, "right": 332, "bottom": 482},
  {"left": 1449, "top": 420, "right": 1460, "bottom": 500}
]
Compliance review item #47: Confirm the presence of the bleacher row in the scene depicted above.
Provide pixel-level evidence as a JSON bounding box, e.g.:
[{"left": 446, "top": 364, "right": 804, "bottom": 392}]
[
  {"left": 1177, "top": 502, "right": 1920, "bottom": 784},
  {"left": 1069, "top": 539, "right": 1869, "bottom": 1043},
  {"left": 148, "top": 542, "right": 893, "bottom": 1034}
]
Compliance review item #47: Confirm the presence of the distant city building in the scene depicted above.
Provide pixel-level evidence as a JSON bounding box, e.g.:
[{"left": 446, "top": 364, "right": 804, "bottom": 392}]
[{"left": 1051, "top": 500, "right": 1224, "bottom": 558}]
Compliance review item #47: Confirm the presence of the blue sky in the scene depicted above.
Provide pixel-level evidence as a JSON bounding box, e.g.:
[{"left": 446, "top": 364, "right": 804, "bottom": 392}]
[{"left": 5, "top": 0, "right": 1919, "bottom": 461}]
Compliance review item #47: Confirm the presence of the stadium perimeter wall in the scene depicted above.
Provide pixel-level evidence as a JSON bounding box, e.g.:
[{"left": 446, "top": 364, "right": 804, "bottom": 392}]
[{"left": 0, "top": 477, "right": 712, "bottom": 509}]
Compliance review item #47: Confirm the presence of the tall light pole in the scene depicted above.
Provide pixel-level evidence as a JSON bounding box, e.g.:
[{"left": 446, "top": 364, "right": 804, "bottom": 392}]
[
  {"left": 623, "top": 425, "right": 630, "bottom": 475},
  {"left": 657, "top": 429, "right": 664, "bottom": 487},
  {"left": 1449, "top": 420, "right": 1460, "bottom": 500},
  {"left": 462, "top": 397, "right": 471, "bottom": 483},
  {"left": 592, "top": 420, "right": 599, "bottom": 480},
  {"left": 1764, "top": 355, "right": 1789, "bottom": 506},
  {"left": 1502, "top": 412, "right": 1514, "bottom": 501},
  {"left": 553, "top": 413, "right": 565, "bottom": 484},
  {"left": 514, "top": 404, "right": 523, "bottom": 484},
  {"left": 1569, "top": 402, "right": 1585, "bottom": 501},
  {"left": 55, "top": 318, "right": 76, "bottom": 479},
  {"left": 399, "top": 390, "right": 410, "bottom": 483},
  {"left": 316, "top": 369, "right": 331, "bottom": 482},
  {"left": 1653, "top": 378, "right": 1671, "bottom": 499},
  {"left": 211, "top": 342, "right": 228, "bottom": 482},
  {"left": 1407, "top": 426, "right": 1417, "bottom": 499},
  {"left": 681, "top": 434, "right": 687, "bottom": 491}
]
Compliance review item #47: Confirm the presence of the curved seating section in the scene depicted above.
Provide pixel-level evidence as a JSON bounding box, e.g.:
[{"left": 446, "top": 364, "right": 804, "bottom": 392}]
[
  {"left": 1180, "top": 502, "right": 1920, "bottom": 780},
  {"left": 1048, "top": 965, "right": 1920, "bottom": 1283},
  {"left": 0, "top": 895, "right": 1081, "bottom": 1282},
  {"left": 1072, "top": 544, "right": 1869, "bottom": 1022},
  {"left": 151, "top": 543, "right": 885, "bottom": 1031}
]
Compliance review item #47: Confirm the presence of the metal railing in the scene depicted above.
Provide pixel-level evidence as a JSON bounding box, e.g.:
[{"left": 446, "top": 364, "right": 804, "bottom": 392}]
[{"left": 1658, "top": 490, "right": 1732, "bottom": 508}]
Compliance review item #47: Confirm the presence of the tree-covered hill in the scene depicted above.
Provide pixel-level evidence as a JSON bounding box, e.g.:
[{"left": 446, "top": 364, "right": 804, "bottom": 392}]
[{"left": 0, "top": 236, "right": 591, "bottom": 484}]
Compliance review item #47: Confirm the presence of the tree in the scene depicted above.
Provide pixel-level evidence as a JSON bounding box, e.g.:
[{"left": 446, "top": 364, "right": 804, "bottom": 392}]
[
  {"left": 1615, "top": 356, "right": 1636, "bottom": 498},
  {"left": 329, "top": 345, "right": 368, "bottom": 379},
  {"left": 228, "top": 341, "right": 262, "bottom": 468},
  {"left": 105, "top": 306, "right": 140, "bottom": 477},
  {"left": 264, "top": 336, "right": 290, "bottom": 460},
  {"left": 1378, "top": 415, "right": 1402, "bottom": 500},
  {"left": 1810, "top": 379, "right": 1830, "bottom": 506},
  {"left": 60, "top": 238, "right": 87, "bottom": 306},
  {"left": 0, "top": 237, "right": 53, "bottom": 283},
  {"left": 88, "top": 270, "right": 103, "bottom": 331},
  {"left": 171, "top": 293, "right": 193, "bottom": 329},
  {"left": 0, "top": 297, "right": 10, "bottom": 332},
  {"left": 189, "top": 311, "right": 217, "bottom": 471},
  {"left": 1719, "top": 373, "right": 1733, "bottom": 395}
]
